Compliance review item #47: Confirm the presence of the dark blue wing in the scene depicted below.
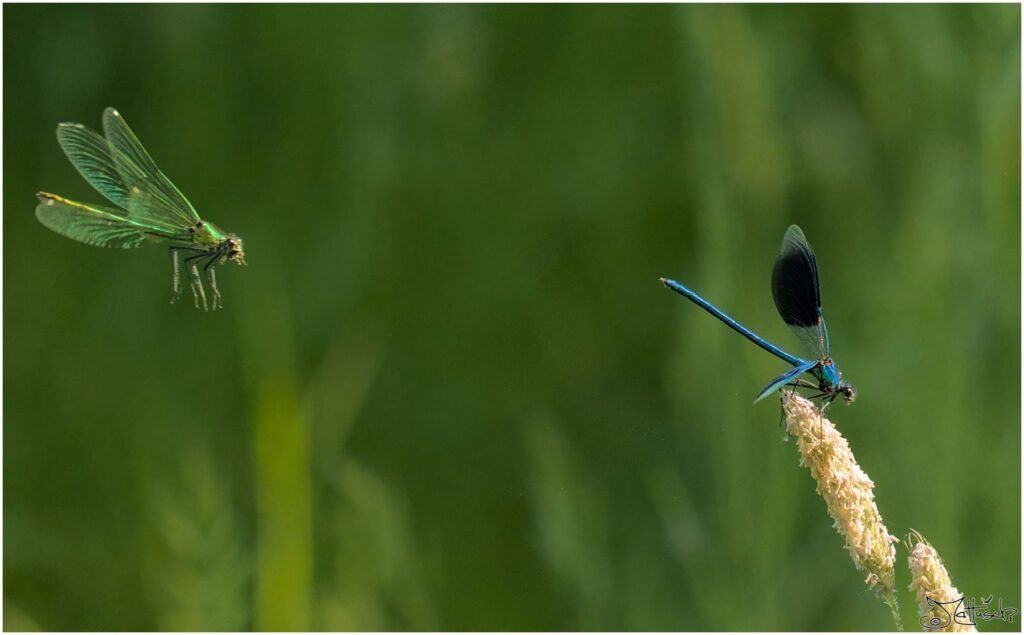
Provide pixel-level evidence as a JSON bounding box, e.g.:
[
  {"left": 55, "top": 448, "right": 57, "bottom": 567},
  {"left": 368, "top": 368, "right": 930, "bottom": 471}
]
[{"left": 771, "top": 225, "right": 829, "bottom": 358}]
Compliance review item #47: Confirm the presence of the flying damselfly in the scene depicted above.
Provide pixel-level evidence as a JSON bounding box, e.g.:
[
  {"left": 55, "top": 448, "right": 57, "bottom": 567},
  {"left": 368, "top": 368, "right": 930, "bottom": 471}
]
[{"left": 35, "top": 107, "right": 245, "bottom": 311}]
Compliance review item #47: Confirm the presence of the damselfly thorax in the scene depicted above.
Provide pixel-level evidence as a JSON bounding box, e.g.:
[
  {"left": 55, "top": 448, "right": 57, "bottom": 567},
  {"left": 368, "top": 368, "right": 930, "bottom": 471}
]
[
  {"left": 807, "top": 358, "right": 856, "bottom": 405},
  {"left": 167, "top": 222, "right": 246, "bottom": 310}
]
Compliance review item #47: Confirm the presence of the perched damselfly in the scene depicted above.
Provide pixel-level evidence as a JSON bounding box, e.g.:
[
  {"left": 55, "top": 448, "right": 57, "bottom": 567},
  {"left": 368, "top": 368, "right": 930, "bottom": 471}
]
[
  {"left": 661, "top": 225, "right": 855, "bottom": 408},
  {"left": 35, "top": 107, "right": 245, "bottom": 310}
]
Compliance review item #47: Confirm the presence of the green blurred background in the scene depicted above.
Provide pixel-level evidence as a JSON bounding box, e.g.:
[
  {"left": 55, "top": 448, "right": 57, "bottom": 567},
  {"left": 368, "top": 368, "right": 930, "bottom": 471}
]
[{"left": 4, "top": 4, "right": 1020, "bottom": 631}]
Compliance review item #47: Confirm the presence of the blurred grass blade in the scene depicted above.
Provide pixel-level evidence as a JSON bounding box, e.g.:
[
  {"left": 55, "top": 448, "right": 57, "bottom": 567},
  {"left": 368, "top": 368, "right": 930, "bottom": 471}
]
[
  {"left": 525, "top": 414, "right": 612, "bottom": 628},
  {"left": 237, "top": 258, "right": 312, "bottom": 630},
  {"left": 144, "top": 447, "right": 250, "bottom": 631}
]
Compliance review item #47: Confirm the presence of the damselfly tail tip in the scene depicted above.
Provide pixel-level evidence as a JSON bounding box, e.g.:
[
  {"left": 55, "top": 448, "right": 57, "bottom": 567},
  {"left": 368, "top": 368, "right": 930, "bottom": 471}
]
[{"left": 659, "top": 277, "right": 680, "bottom": 290}]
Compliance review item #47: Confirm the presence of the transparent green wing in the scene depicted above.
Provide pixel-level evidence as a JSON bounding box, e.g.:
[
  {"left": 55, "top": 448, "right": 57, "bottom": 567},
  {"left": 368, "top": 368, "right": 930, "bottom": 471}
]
[
  {"left": 35, "top": 193, "right": 178, "bottom": 249},
  {"left": 56, "top": 123, "right": 132, "bottom": 209},
  {"left": 101, "top": 107, "right": 202, "bottom": 227},
  {"left": 55, "top": 113, "right": 193, "bottom": 235}
]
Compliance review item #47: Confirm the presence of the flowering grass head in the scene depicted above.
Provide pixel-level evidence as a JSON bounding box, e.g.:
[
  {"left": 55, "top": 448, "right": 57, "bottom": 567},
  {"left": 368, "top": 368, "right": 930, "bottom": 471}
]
[{"left": 781, "top": 393, "right": 900, "bottom": 625}]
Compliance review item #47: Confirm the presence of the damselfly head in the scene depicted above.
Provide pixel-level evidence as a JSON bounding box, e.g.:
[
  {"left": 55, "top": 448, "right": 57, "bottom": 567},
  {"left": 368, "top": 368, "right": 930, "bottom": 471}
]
[
  {"left": 840, "top": 383, "right": 856, "bottom": 404},
  {"left": 225, "top": 236, "right": 246, "bottom": 265}
]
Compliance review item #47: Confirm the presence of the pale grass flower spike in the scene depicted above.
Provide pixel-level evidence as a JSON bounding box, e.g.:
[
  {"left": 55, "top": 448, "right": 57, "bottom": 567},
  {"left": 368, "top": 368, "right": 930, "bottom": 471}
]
[
  {"left": 907, "top": 530, "right": 976, "bottom": 632},
  {"left": 780, "top": 393, "right": 901, "bottom": 626}
]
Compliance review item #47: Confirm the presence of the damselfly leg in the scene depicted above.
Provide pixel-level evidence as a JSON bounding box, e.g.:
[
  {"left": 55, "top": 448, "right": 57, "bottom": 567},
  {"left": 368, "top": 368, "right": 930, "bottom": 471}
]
[
  {"left": 183, "top": 252, "right": 210, "bottom": 311},
  {"left": 778, "top": 377, "right": 843, "bottom": 432},
  {"left": 170, "top": 248, "right": 182, "bottom": 303},
  {"left": 170, "top": 247, "right": 199, "bottom": 304},
  {"left": 170, "top": 247, "right": 209, "bottom": 306},
  {"left": 203, "top": 257, "right": 222, "bottom": 310}
]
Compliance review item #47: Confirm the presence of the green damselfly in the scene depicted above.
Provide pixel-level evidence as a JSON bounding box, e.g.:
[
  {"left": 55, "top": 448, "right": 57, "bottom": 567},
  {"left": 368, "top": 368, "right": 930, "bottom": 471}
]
[{"left": 36, "top": 107, "right": 245, "bottom": 311}]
